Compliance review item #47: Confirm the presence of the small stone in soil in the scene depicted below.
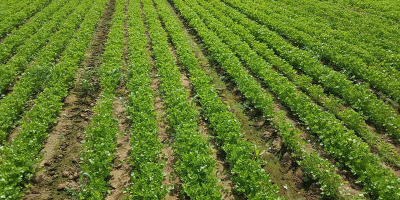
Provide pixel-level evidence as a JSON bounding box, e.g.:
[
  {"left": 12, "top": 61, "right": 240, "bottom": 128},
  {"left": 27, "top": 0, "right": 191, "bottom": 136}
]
[
  {"left": 63, "top": 171, "right": 69, "bottom": 178},
  {"left": 73, "top": 172, "right": 79, "bottom": 179},
  {"left": 57, "top": 183, "right": 66, "bottom": 191}
]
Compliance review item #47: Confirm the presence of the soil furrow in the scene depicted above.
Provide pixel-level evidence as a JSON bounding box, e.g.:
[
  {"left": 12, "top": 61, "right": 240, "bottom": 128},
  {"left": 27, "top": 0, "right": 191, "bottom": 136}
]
[
  {"left": 105, "top": 2, "right": 132, "bottom": 197},
  {"left": 142, "top": 3, "right": 182, "bottom": 196},
  {"left": 22, "top": 0, "right": 115, "bottom": 198},
  {"left": 151, "top": 68, "right": 182, "bottom": 199},
  {"left": 165, "top": 23, "right": 236, "bottom": 197},
  {"left": 173, "top": 12, "right": 323, "bottom": 198},
  {"left": 106, "top": 94, "right": 131, "bottom": 200}
]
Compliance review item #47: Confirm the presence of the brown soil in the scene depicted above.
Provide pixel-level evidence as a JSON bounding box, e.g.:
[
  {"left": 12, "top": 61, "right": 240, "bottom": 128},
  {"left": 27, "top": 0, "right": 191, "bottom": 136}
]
[
  {"left": 151, "top": 68, "right": 182, "bottom": 199},
  {"left": 159, "top": 5, "right": 236, "bottom": 197},
  {"left": 165, "top": 6, "right": 319, "bottom": 198},
  {"left": 105, "top": 4, "right": 132, "bottom": 197},
  {"left": 7, "top": 123, "right": 22, "bottom": 142},
  {"left": 105, "top": 92, "right": 131, "bottom": 200},
  {"left": 221, "top": 83, "right": 322, "bottom": 199},
  {"left": 22, "top": 0, "right": 115, "bottom": 198},
  {"left": 142, "top": 3, "right": 182, "bottom": 195},
  {"left": 173, "top": 9, "right": 325, "bottom": 198},
  {"left": 198, "top": 118, "right": 237, "bottom": 200}
]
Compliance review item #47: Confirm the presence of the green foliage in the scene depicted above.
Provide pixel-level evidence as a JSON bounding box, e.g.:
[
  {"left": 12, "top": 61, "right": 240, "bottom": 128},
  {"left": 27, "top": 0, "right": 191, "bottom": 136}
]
[
  {"left": 0, "top": 0, "right": 108, "bottom": 198},
  {"left": 142, "top": 0, "right": 222, "bottom": 198},
  {"left": 224, "top": 0, "right": 400, "bottom": 101},
  {"left": 78, "top": 0, "right": 125, "bottom": 198},
  {"left": 0, "top": 0, "right": 92, "bottom": 144},
  {"left": 125, "top": 0, "right": 167, "bottom": 199},
  {"left": 0, "top": 0, "right": 69, "bottom": 64},
  {"left": 175, "top": 0, "right": 400, "bottom": 198},
  {"left": 162, "top": 0, "right": 284, "bottom": 198},
  {"left": 200, "top": 0, "right": 400, "bottom": 169},
  {"left": 220, "top": 0, "right": 400, "bottom": 141},
  {"left": 0, "top": 0, "right": 53, "bottom": 38}
]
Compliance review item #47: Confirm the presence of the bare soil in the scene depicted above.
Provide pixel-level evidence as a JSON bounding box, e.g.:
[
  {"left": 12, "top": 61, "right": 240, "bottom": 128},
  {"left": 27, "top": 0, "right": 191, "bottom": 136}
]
[
  {"left": 105, "top": 4, "right": 132, "bottom": 197},
  {"left": 105, "top": 93, "right": 131, "bottom": 200},
  {"left": 22, "top": 0, "right": 115, "bottom": 198},
  {"left": 151, "top": 68, "right": 182, "bottom": 199},
  {"left": 165, "top": 4, "right": 322, "bottom": 198}
]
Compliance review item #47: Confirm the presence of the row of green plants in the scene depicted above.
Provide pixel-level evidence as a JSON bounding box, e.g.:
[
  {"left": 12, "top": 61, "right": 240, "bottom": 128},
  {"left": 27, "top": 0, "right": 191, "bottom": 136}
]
[
  {"left": 172, "top": 0, "right": 358, "bottom": 198},
  {"left": 0, "top": 0, "right": 68, "bottom": 64},
  {"left": 142, "top": 0, "right": 222, "bottom": 198},
  {"left": 0, "top": 0, "right": 90, "bottom": 144},
  {"left": 248, "top": 0, "right": 400, "bottom": 70},
  {"left": 0, "top": 0, "right": 53, "bottom": 38},
  {"left": 223, "top": 0, "right": 400, "bottom": 102},
  {"left": 214, "top": 0, "right": 400, "bottom": 142},
  {"left": 125, "top": 0, "right": 167, "bottom": 198},
  {"left": 0, "top": 0, "right": 81, "bottom": 95},
  {"left": 322, "top": 0, "right": 400, "bottom": 22},
  {"left": 254, "top": 0, "right": 400, "bottom": 57},
  {"left": 182, "top": 0, "right": 400, "bottom": 198},
  {"left": 159, "top": 0, "right": 354, "bottom": 198},
  {"left": 0, "top": 0, "right": 108, "bottom": 198},
  {"left": 0, "top": 0, "right": 33, "bottom": 22},
  {"left": 197, "top": 0, "right": 400, "bottom": 168},
  {"left": 78, "top": 0, "right": 125, "bottom": 198}
]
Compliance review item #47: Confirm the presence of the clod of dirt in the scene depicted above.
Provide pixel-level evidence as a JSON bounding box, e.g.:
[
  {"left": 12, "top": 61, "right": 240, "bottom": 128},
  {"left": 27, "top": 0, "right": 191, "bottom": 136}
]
[
  {"left": 57, "top": 183, "right": 66, "bottom": 191},
  {"left": 62, "top": 171, "right": 70, "bottom": 178},
  {"left": 73, "top": 172, "right": 79, "bottom": 179}
]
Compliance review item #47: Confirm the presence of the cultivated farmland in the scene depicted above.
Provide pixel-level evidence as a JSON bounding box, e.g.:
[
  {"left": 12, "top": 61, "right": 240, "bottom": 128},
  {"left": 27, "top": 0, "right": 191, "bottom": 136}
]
[{"left": 0, "top": 0, "right": 399, "bottom": 199}]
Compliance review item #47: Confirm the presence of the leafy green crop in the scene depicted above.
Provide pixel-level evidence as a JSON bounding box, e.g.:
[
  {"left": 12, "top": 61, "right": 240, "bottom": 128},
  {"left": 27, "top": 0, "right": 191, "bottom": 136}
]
[
  {"left": 0, "top": 0, "right": 53, "bottom": 38},
  {"left": 125, "top": 0, "right": 167, "bottom": 199},
  {"left": 78, "top": 0, "right": 125, "bottom": 198},
  {"left": 223, "top": 0, "right": 400, "bottom": 102},
  {"left": 218, "top": 0, "right": 400, "bottom": 142},
  {"left": 173, "top": 0, "right": 400, "bottom": 198},
  {"left": 0, "top": 0, "right": 108, "bottom": 198},
  {"left": 199, "top": 0, "right": 400, "bottom": 169},
  {"left": 0, "top": 0, "right": 92, "bottom": 144},
  {"left": 142, "top": 0, "right": 222, "bottom": 198}
]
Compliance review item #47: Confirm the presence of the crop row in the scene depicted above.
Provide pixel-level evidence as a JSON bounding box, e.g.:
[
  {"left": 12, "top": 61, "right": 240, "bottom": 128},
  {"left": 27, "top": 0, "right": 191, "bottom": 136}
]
[
  {"left": 0, "top": 0, "right": 53, "bottom": 38},
  {"left": 214, "top": 0, "right": 400, "bottom": 141},
  {"left": 176, "top": 0, "right": 400, "bottom": 198},
  {"left": 0, "top": 0, "right": 33, "bottom": 22},
  {"left": 0, "top": 0, "right": 91, "bottom": 144},
  {"left": 322, "top": 0, "right": 400, "bottom": 22},
  {"left": 223, "top": 0, "right": 400, "bottom": 102},
  {"left": 77, "top": 0, "right": 125, "bottom": 198},
  {"left": 142, "top": 0, "right": 223, "bottom": 198},
  {"left": 0, "top": 0, "right": 108, "bottom": 198},
  {"left": 197, "top": 0, "right": 400, "bottom": 167},
  {"left": 0, "top": 0, "right": 69, "bottom": 64},
  {"left": 155, "top": 0, "right": 284, "bottom": 198},
  {"left": 170, "top": 0, "right": 357, "bottom": 198},
  {"left": 248, "top": 0, "right": 400, "bottom": 69},
  {"left": 255, "top": 0, "right": 400, "bottom": 57},
  {"left": 0, "top": 0, "right": 82, "bottom": 95},
  {"left": 124, "top": 0, "right": 167, "bottom": 198}
]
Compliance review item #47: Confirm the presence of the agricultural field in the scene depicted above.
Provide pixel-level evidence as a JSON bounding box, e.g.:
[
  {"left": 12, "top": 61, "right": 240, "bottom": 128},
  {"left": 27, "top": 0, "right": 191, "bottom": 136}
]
[{"left": 0, "top": 0, "right": 399, "bottom": 199}]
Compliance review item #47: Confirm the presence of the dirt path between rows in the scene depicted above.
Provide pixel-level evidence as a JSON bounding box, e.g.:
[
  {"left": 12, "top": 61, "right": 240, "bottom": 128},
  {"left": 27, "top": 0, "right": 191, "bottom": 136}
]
[
  {"left": 166, "top": 28, "right": 236, "bottom": 198},
  {"left": 151, "top": 68, "right": 182, "bottom": 199},
  {"left": 170, "top": 7, "right": 322, "bottom": 197},
  {"left": 22, "top": 0, "right": 115, "bottom": 198},
  {"left": 105, "top": 91, "right": 131, "bottom": 200},
  {"left": 105, "top": 3, "right": 132, "bottom": 197}
]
